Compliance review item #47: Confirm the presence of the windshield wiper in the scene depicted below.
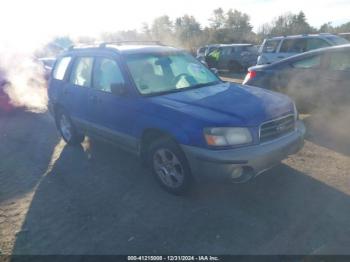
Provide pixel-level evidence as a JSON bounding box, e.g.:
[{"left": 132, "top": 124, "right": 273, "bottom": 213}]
[
  {"left": 188, "top": 80, "right": 221, "bottom": 90},
  {"left": 144, "top": 80, "right": 222, "bottom": 97}
]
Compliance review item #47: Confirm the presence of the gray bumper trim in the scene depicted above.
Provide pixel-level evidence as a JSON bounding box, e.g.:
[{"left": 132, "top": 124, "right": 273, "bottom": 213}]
[{"left": 181, "top": 120, "right": 306, "bottom": 181}]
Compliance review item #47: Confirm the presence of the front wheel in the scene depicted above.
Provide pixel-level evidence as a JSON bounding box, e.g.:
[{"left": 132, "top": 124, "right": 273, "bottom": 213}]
[
  {"left": 148, "top": 138, "right": 193, "bottom": 195},
  {"left": 56, "top": 110, "right": 85, "bottom": 145}
]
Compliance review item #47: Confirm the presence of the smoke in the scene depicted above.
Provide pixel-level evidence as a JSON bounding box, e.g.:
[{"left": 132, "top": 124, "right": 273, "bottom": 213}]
[
  {"left": 0, "top": 49, "right": 48, "bottom": 112},
  {"left": 268, "top": 72, "right": 350, "bottom": 156}
]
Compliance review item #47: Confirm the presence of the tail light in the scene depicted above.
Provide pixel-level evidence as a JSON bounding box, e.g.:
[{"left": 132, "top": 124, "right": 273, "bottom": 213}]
[{"left": 243, "top": 70, "right": 256, "bottom": 85}]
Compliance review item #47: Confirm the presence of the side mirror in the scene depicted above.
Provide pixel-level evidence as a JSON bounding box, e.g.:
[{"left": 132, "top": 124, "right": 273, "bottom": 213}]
[{"left": 111, "top": 83, "right": 127, "bottom": 96}]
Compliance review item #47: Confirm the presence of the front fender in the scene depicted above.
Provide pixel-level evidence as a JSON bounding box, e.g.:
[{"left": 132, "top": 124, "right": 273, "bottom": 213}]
[{"left": 133, "top": 114, "right": 193, "bottom": 145}]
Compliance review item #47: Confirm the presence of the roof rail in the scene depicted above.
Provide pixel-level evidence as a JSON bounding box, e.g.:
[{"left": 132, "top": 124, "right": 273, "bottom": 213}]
[
  {"left": 67, "top": 40, "right": 164, "bottom": 51},
  {"left": 99, "top": 40, "right": 164, "bottom": 48},
  {"left": 68, "top": 43, "right": 98, "bottom": 50}
]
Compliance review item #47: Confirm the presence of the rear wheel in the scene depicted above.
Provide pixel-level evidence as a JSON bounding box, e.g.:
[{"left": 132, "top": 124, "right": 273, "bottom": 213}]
[
  {"left": 56, "top": 110, "right": 84, "bottom": 145},
  {"left": 148, "top": 138, "right": 193, "bottom": 195}
]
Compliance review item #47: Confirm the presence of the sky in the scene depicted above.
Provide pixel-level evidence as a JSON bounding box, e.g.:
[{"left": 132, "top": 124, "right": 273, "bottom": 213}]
[{"left": 0, "top": 0, "right": 349, "bottom": 50}]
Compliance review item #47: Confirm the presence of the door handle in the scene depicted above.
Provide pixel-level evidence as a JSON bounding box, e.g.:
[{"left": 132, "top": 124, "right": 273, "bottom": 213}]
[{"left": 277, "top": 56, "right": 285, "bottom": 59}]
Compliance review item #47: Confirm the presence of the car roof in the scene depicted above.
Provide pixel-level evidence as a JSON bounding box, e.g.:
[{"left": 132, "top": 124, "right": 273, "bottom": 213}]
[
  {"left": 266, "top": 33, "right": 337, "bottom": 40},
  {"left": 63, "top": 44, "right": 181, "bottom": 56},
  {"left": 220, "top": 44, "right": 253, "bottom": 47},
  {"left": 199, "top": 43, "right": 253, "bottom": 49},
  {"left": 201, "top": 44, "right": 220, "bottom": 48},
  {"left": 38, "top": 57, "right": 56, "bottom": 62},
  {"left": 108, "top": 44, "right": 179, "bottom": 55},
  {"left": 227, "top": 43, "right": 253, "bottom": 46}
]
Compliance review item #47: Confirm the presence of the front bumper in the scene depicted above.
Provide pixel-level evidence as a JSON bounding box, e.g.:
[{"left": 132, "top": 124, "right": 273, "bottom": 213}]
[{"left": 181, "top": 120, "right": 306, "bottom": 182}]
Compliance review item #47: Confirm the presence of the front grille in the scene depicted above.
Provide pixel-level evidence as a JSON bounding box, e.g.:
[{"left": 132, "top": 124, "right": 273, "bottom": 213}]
[{"left": 259, "top": 115, "right": 295, "bottom": 143}]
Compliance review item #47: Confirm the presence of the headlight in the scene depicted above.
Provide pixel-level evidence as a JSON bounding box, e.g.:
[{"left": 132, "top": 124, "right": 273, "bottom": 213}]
[{"left": 204, "top": 127, "right": 252, "bottom": 146}]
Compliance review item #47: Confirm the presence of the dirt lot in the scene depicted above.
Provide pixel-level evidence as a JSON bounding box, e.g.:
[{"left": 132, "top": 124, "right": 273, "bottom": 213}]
[{"left": 1, "top": 75, "right": 350, "bottom": 255}]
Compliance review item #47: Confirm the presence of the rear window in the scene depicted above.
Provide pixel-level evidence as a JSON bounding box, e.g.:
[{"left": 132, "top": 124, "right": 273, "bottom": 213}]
[
  {"left": 306, "top": 38, "right": 330, "bottom": 51},
  {"left": 281, "top": 39, "right": 307, "bottom": 53},
  {"left": 325, "top": 36, "right": 349, "bottom": 45},
  {"left": 262, "top": 39, "right": 281, "bottom": 53},
  {"left": 52, "top": 56, "right": 71, "bottom": 80}
]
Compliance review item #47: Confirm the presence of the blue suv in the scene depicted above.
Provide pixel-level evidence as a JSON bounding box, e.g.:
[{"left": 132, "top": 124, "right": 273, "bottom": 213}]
[{"left": 48, "top": 42, "right": 305, "bottom": 194}]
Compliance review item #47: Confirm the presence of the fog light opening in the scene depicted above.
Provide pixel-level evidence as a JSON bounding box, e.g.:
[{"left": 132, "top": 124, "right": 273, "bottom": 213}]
[
  {"left": 231, "top": 167, "right": 243, "bottom": 179},
  {"left": 230, "top": 167, "right": 253, "bottom": 183}
]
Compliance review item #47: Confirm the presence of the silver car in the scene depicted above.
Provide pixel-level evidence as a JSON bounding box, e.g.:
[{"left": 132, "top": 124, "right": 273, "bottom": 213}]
[{"left": 257, "top": 33, "right": 349, "bottom": 65}]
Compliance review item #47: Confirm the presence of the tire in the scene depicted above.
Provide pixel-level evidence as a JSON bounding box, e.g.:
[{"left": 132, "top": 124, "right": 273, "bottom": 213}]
[
  {"left": 56, "top": 110, "right": 85, "bottom": 145},
  {"left": 148, "top": 138, "right": 193, "bottom": 195}
]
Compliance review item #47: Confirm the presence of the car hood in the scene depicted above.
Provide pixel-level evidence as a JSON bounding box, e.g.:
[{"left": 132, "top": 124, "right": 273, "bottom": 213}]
[{"left": 150, "top": 82, "right": 294, "bottom": 126}]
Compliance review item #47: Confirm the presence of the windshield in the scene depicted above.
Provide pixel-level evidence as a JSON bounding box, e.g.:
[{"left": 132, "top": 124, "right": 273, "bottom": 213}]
[
  {"left": 125, "top": 52, "right": 220, "bottom": 95},
  {"left": 326, "top": 36, "right": 349, "bottom": 45}
]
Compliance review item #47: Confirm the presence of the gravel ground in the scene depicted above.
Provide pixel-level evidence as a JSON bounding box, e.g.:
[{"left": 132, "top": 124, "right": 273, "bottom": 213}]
[{"left": 0, "top": 77, "right": 350, "bottom": 255}]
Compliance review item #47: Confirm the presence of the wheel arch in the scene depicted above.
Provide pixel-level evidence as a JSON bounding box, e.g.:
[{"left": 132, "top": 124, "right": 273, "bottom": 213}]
[
  {"left": 139, "top": 126, "right": 192, "bottom": 163},
  {"left": 139, "top": 128, "right": 175, "bottom": 159}
]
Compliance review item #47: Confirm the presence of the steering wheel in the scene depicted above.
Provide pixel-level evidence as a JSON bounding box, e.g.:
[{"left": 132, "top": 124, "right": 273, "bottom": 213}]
[{"left": 173, "top": 73, "right": 192, "bottom": 86}]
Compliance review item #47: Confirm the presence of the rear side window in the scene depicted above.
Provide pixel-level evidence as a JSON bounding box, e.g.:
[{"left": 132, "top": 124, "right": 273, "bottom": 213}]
[
  {"left": 262, "top": 39, "right": 280, "bottom": 53},
  {"left": 291, "top": 55, "right": 321, "bottom": 69},
  {"left": 52, "top": 56, "right": 71, "bottom": 80},
  {"left": 221, "top": 47, "right": 232, "bottom": 55},
  {"left": 306, "top": 38, "right": 330, "bottom": 51},
  {"left": 280, "top": 39, "right": 297, "bottom": 53},
  {"left": 70, "top": 57, "right": 94, "bottom": 87},
  {"left": 326, "top": 36, "right": 349, "bottom": 45},
  {"left": 243, "top": 46, "right": 257, "bottom": 53},
  {"left": 93, "top": 58, "right": 125, "bottom": 93},
  {"left": 285, "top": 39, "right": 307, "bottom": 53},
  {"left": 328, "top": 52, "right": 350, "bottom": 71}
]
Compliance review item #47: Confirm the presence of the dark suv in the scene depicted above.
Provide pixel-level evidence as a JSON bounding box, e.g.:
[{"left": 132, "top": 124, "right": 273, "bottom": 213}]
[
  {"left": 48, "top": 42, "right": 305, "bottom": 194},
  {"left": 206, "top": 44, "right": 258, "bottom": 72}
]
